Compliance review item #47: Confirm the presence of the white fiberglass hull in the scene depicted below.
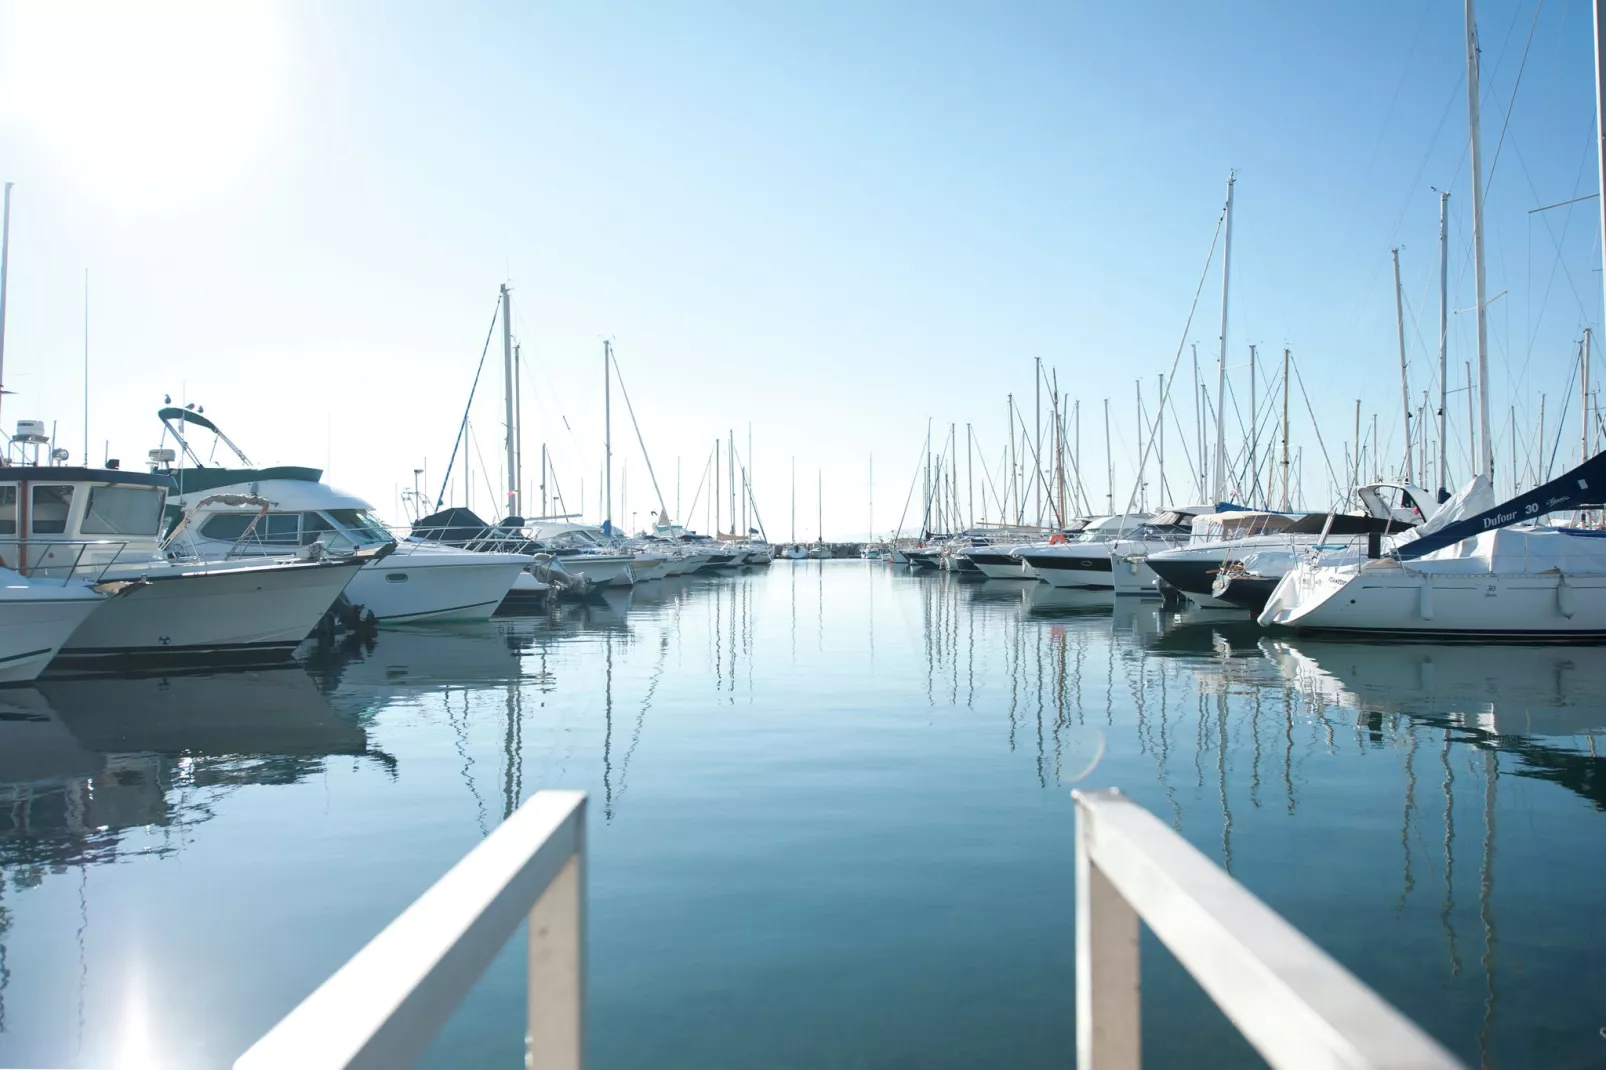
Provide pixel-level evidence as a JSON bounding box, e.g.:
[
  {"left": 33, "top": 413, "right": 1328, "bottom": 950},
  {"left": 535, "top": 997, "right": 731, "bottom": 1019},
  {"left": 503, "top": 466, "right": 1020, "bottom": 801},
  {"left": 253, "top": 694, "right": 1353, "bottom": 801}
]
[
  {"left": 347, "top": 551, "right": 527, "bottom": 623},
  {"left": 57, "top": 558, "right": 362, "bottom": 666},
  {"left": 0, "top": 593, "right": 104, "bottom": 683},
  {"left": 1260, "top": 558, "right": 1606, "bottom": 637},
  {"left": 1111, "top": 555, "right": 1163, "bottom": 597},
  {"left": 554, "top": 555, "right": 634, "bottom": 588}
]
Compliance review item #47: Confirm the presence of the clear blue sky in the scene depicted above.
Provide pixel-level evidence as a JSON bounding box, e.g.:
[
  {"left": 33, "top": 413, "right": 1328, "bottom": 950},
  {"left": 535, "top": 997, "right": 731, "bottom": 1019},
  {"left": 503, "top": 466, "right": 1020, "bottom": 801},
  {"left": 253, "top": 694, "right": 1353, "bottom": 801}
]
[{"left": 0, "top": 0, "right": 1599, "bottom": 538}]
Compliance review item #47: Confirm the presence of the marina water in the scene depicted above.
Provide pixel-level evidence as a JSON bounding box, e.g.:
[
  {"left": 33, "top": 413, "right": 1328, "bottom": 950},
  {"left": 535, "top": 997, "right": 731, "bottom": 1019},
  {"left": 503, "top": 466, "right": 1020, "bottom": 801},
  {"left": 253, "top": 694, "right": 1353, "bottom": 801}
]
[{"left": 2, "top": 561, "right": 1603, "bottom": 1067}]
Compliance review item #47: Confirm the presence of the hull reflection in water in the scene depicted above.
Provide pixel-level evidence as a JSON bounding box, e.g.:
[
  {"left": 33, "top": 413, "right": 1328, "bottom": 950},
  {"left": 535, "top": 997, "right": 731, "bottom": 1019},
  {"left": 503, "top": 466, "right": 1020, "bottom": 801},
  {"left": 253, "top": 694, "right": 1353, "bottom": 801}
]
[{"left": 1265, "top": 639, "right": 1606, "bottom": 742}]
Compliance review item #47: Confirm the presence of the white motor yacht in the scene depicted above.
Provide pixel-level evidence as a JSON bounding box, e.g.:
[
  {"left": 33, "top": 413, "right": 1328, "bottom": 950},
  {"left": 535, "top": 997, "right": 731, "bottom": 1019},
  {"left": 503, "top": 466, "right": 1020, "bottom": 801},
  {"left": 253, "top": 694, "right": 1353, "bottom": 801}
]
[
  {"left": 156, "top": 408, "right": 529, "bottom": 622},
  {"left": 0, "top": 463, "right": 365, "bottom": 667},
  {"left": 1014, "top": 513, "right": 1174, "bottom": 590}
]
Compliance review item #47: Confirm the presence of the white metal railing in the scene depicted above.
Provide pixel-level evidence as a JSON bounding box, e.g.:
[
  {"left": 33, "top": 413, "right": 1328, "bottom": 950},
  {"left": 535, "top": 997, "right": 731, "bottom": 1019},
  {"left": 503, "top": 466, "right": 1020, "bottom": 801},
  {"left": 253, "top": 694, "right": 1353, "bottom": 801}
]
[
  {"left": 1073, "top": 788, "right": 1464, "bottom": 1069},
  {"left": 235, "top": 791, "right": 586, "bottom": 1070}
]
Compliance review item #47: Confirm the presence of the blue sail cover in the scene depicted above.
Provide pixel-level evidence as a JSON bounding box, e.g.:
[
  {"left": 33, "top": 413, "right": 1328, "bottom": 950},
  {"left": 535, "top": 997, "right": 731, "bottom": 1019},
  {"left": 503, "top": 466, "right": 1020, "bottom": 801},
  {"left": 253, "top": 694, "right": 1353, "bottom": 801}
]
[{"left": 1397, "top": 451, "right": 1606, "bottom": 561}]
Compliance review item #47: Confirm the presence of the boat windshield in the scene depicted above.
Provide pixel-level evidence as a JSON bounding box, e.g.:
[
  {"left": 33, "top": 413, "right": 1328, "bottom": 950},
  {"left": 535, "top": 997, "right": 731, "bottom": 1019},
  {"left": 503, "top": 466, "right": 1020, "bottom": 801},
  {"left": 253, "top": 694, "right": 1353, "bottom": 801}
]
[
  {"left": 82, "top": 485, "right": 167, "bottom": 537},
  {"left": 546, "top": 530, "right": 601, "bottom": 550},
  {"left": 327, "top": 508, "right": 395, "bottom": 546}
]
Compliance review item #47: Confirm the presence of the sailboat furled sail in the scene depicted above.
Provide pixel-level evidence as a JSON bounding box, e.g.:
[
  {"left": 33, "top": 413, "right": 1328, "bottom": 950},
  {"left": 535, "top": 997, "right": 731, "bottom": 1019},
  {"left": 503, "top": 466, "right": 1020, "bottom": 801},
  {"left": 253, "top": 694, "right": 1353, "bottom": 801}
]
[{"left": 1397, "top": 451, "right": 1606, "bottom": 560}]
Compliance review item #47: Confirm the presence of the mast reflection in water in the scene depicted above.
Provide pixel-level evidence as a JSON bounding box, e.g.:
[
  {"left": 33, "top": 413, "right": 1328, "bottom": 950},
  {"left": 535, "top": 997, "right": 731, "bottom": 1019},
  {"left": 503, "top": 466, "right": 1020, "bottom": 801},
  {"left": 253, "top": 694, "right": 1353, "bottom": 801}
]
[{"left": 0, "top": 563, "right": 1601, "bottom": 1069}]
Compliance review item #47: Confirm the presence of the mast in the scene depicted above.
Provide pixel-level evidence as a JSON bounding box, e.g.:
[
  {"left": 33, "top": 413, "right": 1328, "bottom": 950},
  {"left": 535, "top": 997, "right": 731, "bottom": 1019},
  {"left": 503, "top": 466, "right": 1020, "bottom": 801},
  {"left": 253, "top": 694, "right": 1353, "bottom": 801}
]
[
  {"left": 1248, "top": 344, "right": 1257, "bottom": 506},
  {"left": 1280, "top": 347, "right": 1291, "bottom": 510},
  {"left": 729, "top": 432, "right": 736, "bottom": 535},
  {"left": 817, "top": 468, "right": 823, "bottom": 544},
  {"left": 603, "top": 338, "right": 613, "bottom": 532},
  {"left": 869, "top": 453, "right": 874, "bottom": 541},
  {"left": 1584, "top": 330, "right": 1593, "bottom": 466},
  {"left": 1157, "top": 374, "right": 1165, "bottom": 505},
  {"left": 1595, "top": 0, "right": 1606, "bottom": 457},
  {"left": 713, "top": 437, "right": 720, "bottom": 536},
  {"left": 83, "top": 269, "right": 89, "bottom": 463},
  {"left": 0, "top": 182, "right": 12, "bottom": 435},
  {"left": 1103, "top": 397, "right": 1113, "bottom": 513},
  {"left": 957, "top": 424, "right": 970, "bottom": 526},
  {"left": 1213, "top": 170, "right": 1236, "bottom": 501},
  {"left": 513, "top": 342, "right": 523, "bottom": 513},
  {"left": 1034, "top": 357, "right": 1043, "bottom": 526},
  {"left": 790, "top": 456, "right": 796, "bottom": 543},
  {"left": 1438, "top": 192, "right": 1451, "bottom": 495},
  {"left": 1007, "top": 395, "right": 1017, "bottom": 523},
  {"left": 1192, "top": 343, "right": 1204, "bottom": 500},
  {"left": 1134, "top": 378, "right": 1143, "bottom": 510},
  {"left": 1392, "top": 247, "right": 1412, "bottom": 485},
  {"left": 501, "top": 285, "right": 517, "bottom": 517},
  {"left": 950, "top": 422, "right": 959, "bottom": 531},
  {"left": 541, "top": 443, "right": 548, "bottom": 517},
  {"left": 1466, "top": 0, "right": 1494, "bottom": 478}
]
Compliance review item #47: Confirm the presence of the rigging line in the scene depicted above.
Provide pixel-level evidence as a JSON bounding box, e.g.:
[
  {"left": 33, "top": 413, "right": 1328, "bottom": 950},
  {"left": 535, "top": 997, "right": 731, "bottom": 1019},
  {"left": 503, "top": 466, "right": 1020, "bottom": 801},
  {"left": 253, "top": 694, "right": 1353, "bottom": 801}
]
[
  {"left": 467, "top": 422, "right": 502, "bottom": 516},
  {"left": 1477, "top": 0, "right": 1544, "bottom": 216},
  {"left": 1288, "top": 352, "right": 1348, "bottom": 507},
  {"left": 434, "top": 297, "right": 503, "bottom": 508},
  {"left": 1113, "top": 202, "right": 1226, "bottom": 524},
  {"left": 683, "top": 450, "right": 713, "bottom": 529},
  {"left": 608, "top": 348, "right": 671, "bottom": 521},
  {"left": 1343, "top": 0, "right": 1437, "bottom": 236}
]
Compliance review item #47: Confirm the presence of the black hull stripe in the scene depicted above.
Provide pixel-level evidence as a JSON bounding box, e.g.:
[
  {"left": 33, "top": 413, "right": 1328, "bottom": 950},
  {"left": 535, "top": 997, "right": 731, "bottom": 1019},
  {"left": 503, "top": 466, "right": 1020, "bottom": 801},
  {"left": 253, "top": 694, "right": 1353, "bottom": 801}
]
[{"left": 1020, "top": 557, "right": 1114, "bottom": 573}]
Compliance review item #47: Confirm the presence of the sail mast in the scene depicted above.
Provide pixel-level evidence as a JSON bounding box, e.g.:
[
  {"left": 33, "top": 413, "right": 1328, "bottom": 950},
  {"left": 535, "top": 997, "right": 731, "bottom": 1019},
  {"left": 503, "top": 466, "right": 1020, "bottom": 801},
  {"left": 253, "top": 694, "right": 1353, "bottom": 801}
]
[
  {"left": 1466, "top": 0, "right": 1494, "bottom": 478},
  {"left": 501, "top": 284, "right": 516, "bottom": 516},
  {"left": 1392, "top": 247, "right": 1412, "bottom": 485},
  {"left": 1592, "top": 0, "right": 1606, "bottom": 460},
  {"left": 1438, "top": 192, "right": 1450, "bottom": 496},
  {"left": 1213, "top": 171, "right": 1236, "bottom": 501},
  {"left": 603, "top": 339, "right": 613, "bottom": 532}
]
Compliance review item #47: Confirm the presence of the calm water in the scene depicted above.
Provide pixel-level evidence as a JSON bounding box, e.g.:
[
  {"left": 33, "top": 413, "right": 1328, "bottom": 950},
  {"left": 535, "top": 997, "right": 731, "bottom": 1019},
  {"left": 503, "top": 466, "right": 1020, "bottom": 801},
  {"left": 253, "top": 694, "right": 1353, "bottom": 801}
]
[{"left": 2, "top": 562, "right": 1604, "bottom": 1068}]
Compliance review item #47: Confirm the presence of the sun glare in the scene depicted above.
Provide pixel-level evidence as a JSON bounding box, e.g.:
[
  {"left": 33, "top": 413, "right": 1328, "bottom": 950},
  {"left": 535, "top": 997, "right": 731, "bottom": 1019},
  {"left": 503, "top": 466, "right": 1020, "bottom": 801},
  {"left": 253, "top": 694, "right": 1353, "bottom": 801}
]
[{"left": 0, "top": 1, "right": 288, "bottom": 204}]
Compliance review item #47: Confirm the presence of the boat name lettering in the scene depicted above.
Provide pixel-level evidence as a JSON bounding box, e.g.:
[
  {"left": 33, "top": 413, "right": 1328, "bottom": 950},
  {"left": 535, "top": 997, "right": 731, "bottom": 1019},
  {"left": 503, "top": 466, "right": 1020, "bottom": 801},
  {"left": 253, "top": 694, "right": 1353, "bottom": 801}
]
[{"left": 1481, "top": 510, "right": 1516, "bottom": 529}]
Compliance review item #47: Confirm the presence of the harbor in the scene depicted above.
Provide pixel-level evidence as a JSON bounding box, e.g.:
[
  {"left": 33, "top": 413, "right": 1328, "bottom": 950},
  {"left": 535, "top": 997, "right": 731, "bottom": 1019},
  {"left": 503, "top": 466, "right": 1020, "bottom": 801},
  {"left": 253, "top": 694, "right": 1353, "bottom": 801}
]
[
  {"left": 1, "top": 563, "right": 1603, "bottom": 1067},
  {"left": 7, "top": 0, "right": 1606, "bottom": 1066}
]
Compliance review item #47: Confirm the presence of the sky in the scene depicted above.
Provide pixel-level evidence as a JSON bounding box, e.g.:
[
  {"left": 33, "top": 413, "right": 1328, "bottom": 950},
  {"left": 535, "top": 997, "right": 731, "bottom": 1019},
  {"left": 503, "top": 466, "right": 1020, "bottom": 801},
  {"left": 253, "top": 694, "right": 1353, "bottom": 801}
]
[{"left": 0, "top": 0, "right": 1602, "bottom": 541}]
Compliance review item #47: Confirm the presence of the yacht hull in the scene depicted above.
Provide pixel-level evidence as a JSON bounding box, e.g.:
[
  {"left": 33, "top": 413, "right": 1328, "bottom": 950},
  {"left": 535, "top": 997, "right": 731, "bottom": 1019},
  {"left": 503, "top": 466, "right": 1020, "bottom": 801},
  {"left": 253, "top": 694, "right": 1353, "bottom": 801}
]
[
  {"left": 1017, "top": 551, "right": 1116, "bottom": 590},
  {"left": 553, "top": 555, "right": 635, "bottom": 588},
  {"left": 54, "top": 559, "right": 361, "bottom": 667},
  {"left": 965, "top": 551, "right": 1035, "bottom": 580},
  {"left": 348, "top": 554, "right": 527, "bottom": 623},
  {"left": 0, "top": 594, "right": 104, "bottom": 683},
  {"left": 1260, "top": 560, "right": 1606, "bottom": 637}
]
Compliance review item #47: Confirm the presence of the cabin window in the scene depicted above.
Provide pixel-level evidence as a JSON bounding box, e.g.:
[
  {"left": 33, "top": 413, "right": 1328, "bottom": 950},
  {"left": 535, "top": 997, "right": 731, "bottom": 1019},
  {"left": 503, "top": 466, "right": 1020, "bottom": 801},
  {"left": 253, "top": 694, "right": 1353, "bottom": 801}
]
[
  {"left": 327, "top": 508, "right": 392, "bottom": 544},
  {"left": 82, "top": 485, "right": 165, "bottom": 536},
  {"left": 301, "top": 511, "right": 336, "bottom": 546},
  {"left": 200, "top": 513, "right": 256, "bottom": 541},
  {"left": 260, "top": 513, "right": 301, "bottom": 545},
  {"left": 30, "top": 485, "right": 74, "bottom": 534},
  {"left": 0, "top": 485, "right": 16, "bottom": 536}
]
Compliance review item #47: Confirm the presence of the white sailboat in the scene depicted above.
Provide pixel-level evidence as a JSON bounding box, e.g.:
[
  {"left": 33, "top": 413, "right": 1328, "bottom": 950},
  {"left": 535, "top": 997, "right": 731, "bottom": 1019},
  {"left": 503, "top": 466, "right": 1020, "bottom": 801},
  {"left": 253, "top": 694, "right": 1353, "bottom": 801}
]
[{"left": 1259, "top": 0, "right": 1606, "bottom": 638}]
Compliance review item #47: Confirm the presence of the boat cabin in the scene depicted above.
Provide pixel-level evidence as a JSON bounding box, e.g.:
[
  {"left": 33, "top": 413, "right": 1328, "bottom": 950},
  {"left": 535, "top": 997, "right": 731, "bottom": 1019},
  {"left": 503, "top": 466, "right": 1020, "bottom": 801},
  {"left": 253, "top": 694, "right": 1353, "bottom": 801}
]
[{"left": 0, "top": 467, "right": 174, "bottom": 579}]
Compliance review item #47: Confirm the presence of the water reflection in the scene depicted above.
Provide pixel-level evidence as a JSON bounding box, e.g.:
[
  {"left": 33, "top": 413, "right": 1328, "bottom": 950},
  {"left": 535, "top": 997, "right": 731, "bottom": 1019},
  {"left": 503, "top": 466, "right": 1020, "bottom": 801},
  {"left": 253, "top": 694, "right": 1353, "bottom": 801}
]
[{"left": 0, "top": 564, "right": 1601, "bottom": 1068}]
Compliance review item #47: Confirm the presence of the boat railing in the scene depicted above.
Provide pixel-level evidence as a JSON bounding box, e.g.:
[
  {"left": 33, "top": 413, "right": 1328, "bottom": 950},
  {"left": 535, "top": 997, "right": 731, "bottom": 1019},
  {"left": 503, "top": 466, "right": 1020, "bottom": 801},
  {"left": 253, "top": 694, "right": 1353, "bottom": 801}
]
[
  {"left": 1073, "top": 788, "right": 1463, "bottom": 1069},
  {"left": 0, "top": 538, "right": 138, "bottom": 585},
  {"left": 234, "top": 790, "right": 586, "bottom": 1070},
  {"left": 399, "top": 523, "right": 541, "bottom": 555}
]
